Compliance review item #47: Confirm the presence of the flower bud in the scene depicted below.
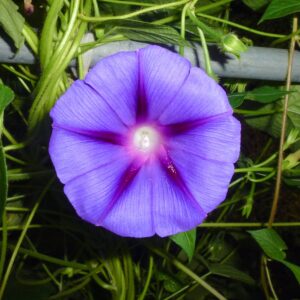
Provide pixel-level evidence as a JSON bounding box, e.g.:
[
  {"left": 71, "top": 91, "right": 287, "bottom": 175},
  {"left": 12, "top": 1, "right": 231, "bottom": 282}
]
[
  {"left": 220, "top": 33, "right": 248, "bottom": 57},
  {"left": 284, "top": 128, "right": 300, "bottom": 150},
  {"left": 283, "top": 150, "right": 300, "bottom": 170},
  {"left": 24, "top": 0, "right": 34, "bottom": 15}
]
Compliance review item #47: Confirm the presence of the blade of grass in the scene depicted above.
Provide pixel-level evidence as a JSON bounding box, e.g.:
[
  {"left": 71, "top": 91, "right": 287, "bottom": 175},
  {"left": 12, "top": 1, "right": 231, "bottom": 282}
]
[{"left": 0, "top": 177, "right": 55, "bottom": 299}]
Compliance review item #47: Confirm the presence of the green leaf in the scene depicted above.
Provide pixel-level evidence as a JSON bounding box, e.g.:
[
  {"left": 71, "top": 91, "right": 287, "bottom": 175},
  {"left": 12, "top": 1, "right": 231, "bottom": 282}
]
[
  {"left": 283, "top": 176, "right": 300, "bottom": 187},
  {"left": 246, "top": 86, "right": 300, "bottom": 138},
  {"left": 246, "top": 86, "right": 290, "bottom": 104},
  {"left": 228, "top": 93, "right": 246, "bottom": 108},
  {"left": 0, "top": 83, "right": 14, "bottom": 115},
  {"left": 157, "top": 271, "right": 183, "bottom": 293},
  {"left": 249, "top": 228, "right": 300, "bottom": 284},
  {"left": 280, "top": 260, "right": 300, "bottom": 284},
  {"left": 163, "top": 276, "right": 182, "bottom": 293},
  {"left": 170, "top": 229, "right": 196, "bottom": 262},
  {"left": 0, "top": 83, "right": 14, "bottom": 223},
  {"left": 283, "top": 167, "right": 300, "bottom": 187},
  {"left": 242, "top": 0, "right": 270, "bottom": 11},
  {"left": 248, "top": 228, "right": 287, "bottom": 260},
  {"left": 112, "top": 20, "right": 188, "bottom": 46},
  {"left": 260, "top": 0, "right": 300, "bottom": 22},
  {"left": 209, "top": 264, "right": 256, "bottom": 285},
  {"left": 0, "top": 0, "right": 25, "bottom": 49},
  {"left": 229, "top": 86, "right": 288, "bottom": 108}
]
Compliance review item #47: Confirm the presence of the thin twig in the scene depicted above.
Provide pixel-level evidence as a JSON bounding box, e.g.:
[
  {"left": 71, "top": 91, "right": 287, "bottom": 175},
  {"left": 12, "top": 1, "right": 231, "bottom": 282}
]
[
  {"left": 264, "top": 257, "right": 279, "bottom": 300},
  {"left": 268, "top": 16, "right": 298, "bottom": 228}
]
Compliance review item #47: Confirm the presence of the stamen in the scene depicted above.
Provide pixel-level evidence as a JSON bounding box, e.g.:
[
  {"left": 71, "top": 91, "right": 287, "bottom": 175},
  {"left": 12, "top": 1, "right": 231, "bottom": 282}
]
[{"left": 133, "top": 126, "right": 160, "bottom": 153}]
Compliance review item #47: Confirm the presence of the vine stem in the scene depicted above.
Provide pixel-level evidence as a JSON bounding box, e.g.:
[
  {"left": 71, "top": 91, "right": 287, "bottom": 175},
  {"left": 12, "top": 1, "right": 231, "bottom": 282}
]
[
  {"left": 179, "top": 3, "right": 190, "bottom": 56},
  {"left": 198, "top": 222, "right": 300, "bottom": 228},
  {"left": 197, "top": 12, "right": 285, "bottom": 38},
  {"left": 1, "top": 242, "right": 90, "bottom": 270},
  {"left": 153, "top": 0, "right": 232, "bottom": 26},
  {"left": 179, "top": 0, "right": 200, "bottom": 56},
  {"left": 55, "top": 0, "right": 80, "bottom": 54},
  {"left": 100, "top": 0, "right": 153, "bottom": 6},
  {"left": 187, "top": 4, "right": 217, "bottom": 79},
  {"left": 3, "top": 221, "right": 300, "bottom": 231},
  {"left": 268, "top": 16, "right": 298, "bottom": 228},
  {"left": 196, "top": 27, "right": 215, "bottom": 79},
  {"left": 138, "top": 255, "right": 153, "bottom": 300},
  {"left": 234, "top": 108, "right": 282, "bottom": 116},
  {"left": 263, "top": 257, "right": 279, "bottom": 300},
  {"left": 79, "top": 0, "right": 189, "bottom": 22},
  {"left": 235, "top": 167, "right": 274, "bottom": 173},
  {"left": 0, "top": 212, "right": 7, "bottom": 281}
]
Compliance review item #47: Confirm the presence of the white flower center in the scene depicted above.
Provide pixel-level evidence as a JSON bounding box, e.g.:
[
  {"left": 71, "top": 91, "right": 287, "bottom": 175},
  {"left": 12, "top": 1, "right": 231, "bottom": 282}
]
[{"left": 133, "top": 126, "right": 160, "bottom": 153}]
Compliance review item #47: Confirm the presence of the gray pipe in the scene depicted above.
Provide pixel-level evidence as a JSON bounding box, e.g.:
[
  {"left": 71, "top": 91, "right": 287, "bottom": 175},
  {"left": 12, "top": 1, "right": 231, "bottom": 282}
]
[{"left": 1, "top": 37, "right": 300, "bottom": 82}]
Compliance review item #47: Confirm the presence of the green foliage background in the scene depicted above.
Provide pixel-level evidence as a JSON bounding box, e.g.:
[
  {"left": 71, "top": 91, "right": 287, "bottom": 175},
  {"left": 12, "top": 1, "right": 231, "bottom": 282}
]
[{"left": 0, "top": 0, "right": 300, "bottom": 299}]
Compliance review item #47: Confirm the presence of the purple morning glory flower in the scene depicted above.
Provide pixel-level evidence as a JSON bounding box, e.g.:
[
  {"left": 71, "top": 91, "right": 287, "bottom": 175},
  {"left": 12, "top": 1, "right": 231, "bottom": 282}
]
[{"left": 49, "top": 45, "right": 240, "bottom": 237}]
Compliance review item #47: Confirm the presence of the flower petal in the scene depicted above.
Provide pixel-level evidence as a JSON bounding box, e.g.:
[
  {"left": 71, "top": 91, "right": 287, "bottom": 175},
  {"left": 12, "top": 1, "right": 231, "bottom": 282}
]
[
  {"left": 152, "top": 161, "right": 206, "bottom": 237},
  {"left": 50, "top": 80, "right": 126, "bottom": 134},
  {"left": 49, "top": 128, "right": 126, "bottom": 184},
  {"left": 168, "top": 116, "right": 241, "bottom": 163},
  {"left": 159, "top": 67, "right": 232, "bottom": 125},
  {"left": 138, "top": 46, "right": 191, "bottom": 120},
  {"left": 63, "top": 152, "right": 132, "bottom": 226},
  {"left": 101, "top": 157, "right": 206, "bottom": 237},
  {"left": 84, "top": 51, "right": 138, "bottom": 126},
  {"left": 168, "top": 148, "right": 234, "bottom": 214},
  {"left": 102, "top": 162, "right": 154, "bottom": 237}
]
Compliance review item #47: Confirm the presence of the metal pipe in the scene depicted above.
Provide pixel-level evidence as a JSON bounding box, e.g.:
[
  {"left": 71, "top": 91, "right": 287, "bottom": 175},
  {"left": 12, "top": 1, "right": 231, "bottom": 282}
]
[{"left": 1, "top": 38, "right": 299, "bottom": 82}]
